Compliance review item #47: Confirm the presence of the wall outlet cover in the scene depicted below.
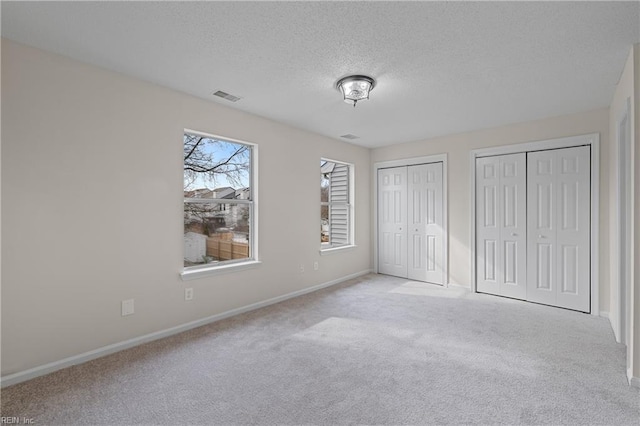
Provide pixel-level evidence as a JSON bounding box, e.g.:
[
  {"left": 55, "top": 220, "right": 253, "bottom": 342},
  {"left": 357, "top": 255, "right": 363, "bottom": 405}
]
[{"left": 121, "top": 299, "right": 134, "bottom": 316}]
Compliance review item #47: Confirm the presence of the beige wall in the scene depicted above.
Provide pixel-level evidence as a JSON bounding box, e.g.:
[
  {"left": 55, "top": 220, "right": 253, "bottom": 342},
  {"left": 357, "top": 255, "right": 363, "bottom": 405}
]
[
  {"left": 371, "top": 108, "right": 611, "bottom": 312},
  {"left": 1, "top": 40, "right": 371, "bottom": 376}
]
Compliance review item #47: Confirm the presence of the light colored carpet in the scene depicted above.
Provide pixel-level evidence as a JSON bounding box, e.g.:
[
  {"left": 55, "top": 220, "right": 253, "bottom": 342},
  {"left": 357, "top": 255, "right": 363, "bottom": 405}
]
[{"left": 1, "top": 274, "right": 638, "bottom": 425}]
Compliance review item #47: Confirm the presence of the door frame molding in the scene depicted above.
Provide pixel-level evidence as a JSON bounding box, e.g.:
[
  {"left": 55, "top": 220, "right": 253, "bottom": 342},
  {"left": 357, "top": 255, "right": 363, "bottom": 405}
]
[
  {"left": 469, "top": 133, "right": 600, "bottom": 315},
  {"left": 373, "top": 154, "right": 449, "bottom": 286},
  {"left": 615, "top": 97, "right": 633, "bottom": 346}
]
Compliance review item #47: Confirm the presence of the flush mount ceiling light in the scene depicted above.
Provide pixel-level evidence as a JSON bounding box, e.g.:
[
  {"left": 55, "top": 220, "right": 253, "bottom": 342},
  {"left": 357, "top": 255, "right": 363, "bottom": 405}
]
[{"left": 336, "top": 75, "right": 376, "bottom": 107}]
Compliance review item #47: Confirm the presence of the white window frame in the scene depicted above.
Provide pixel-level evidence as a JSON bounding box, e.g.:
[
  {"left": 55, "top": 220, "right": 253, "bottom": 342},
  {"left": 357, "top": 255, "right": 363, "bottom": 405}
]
[
  {"left": 181, "top": 130, "right": 260, "bottom": 281},
  {"left": 320, "top": 158, "right": 356, "bottom": 255}
]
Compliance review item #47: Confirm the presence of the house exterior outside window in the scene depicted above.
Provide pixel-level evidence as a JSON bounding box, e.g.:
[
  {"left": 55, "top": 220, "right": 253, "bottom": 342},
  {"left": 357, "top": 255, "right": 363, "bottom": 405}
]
[
  {"left": 321, "top": 159, "right": 354, "bottom": 250},
  {"left": 182, "top": 131, "right": 258, "bottom": 278}
]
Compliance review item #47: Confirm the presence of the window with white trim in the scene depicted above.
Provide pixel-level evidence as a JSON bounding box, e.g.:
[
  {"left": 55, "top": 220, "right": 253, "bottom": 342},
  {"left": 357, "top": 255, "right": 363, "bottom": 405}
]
[
  {"left": 183, "top": 131, "right": 255, "bottom": 270},
  {"left": 321, "top": 159, "right": 354, "bottom": 248}
]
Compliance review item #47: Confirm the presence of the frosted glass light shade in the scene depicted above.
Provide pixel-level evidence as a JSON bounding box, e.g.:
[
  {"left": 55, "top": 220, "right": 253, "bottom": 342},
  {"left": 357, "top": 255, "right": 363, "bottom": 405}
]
[{"left": 336, "top": 75, "right": 376, "bottom": 107}]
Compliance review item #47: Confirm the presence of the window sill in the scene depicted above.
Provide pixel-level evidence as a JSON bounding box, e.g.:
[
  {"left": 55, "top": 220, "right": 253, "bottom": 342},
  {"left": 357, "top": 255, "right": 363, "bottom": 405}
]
[
  {"left": 180, "top": 260, "right": 262, "bottom": 281},
  {"left": 319, "top": 245, "right": 357, "bottom": 256}
]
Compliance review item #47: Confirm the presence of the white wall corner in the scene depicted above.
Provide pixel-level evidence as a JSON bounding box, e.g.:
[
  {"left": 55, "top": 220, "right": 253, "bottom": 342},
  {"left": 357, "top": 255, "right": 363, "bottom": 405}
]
[
  {"left": 447, "top": 283, "right": 471, "bottom": 291},
  {"left": 601, "top": 311, "right": 622, "bottom": 343}
]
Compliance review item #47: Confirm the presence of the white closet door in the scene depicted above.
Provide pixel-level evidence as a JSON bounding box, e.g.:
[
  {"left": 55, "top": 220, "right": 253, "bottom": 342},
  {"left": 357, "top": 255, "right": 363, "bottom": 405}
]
[
  {"left": 378, "top": 167, "right": 408, "bottom": 277},
  {"left": 476, "top": 154, "right": 526, "bottom": 299},
  {"left": 476, "top": 157, "right": 501, "bottom": 294},
  {"left": 526, "top": 150, "right": 557, "bottom": 306},
  {"left": 407, "top": 163, "right": 444, "bottom": 284},
  {"left": 499, "top": 154, "right": 527, "bottom": 299},
  {"left": 527, "top": 146, "right": 590, "bottom": 312}
]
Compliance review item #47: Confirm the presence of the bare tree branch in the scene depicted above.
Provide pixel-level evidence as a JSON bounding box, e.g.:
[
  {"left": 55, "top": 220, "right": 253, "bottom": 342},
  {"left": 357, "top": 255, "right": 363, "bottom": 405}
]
[{"left": 183, "top": 135, "right": 250, "bottom": 190}]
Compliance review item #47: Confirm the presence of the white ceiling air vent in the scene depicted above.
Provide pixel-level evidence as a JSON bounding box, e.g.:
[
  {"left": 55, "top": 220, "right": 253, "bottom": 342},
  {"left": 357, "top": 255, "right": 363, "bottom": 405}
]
[
  {"left": 213, "top": 90, "right": 242, "bottom": 102},
  {"left": 340, "top": 134, "right": 359, "bottom": 140}
]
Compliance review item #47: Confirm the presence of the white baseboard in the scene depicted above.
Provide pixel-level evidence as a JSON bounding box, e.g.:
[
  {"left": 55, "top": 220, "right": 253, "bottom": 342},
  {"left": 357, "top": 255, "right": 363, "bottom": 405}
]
[
  {"left": 1, "top": 269, "right": 372, "bottom": 388},
  {"left": 603, "top": 312, "right": 623, "bottom": 343},
  {"left": 629, "top": 369, "right": 640, "bottom": 388}
]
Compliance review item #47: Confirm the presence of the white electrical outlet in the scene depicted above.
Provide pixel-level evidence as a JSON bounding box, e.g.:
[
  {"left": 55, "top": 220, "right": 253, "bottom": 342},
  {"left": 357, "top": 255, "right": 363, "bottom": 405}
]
[
  {"left": 121, "top": 299, "right": 134, "bottom": 316},
  {"left": 299, "top": 264, "right": 305, "bottom": 273},
  {"left": 313, "top": 261, "right": 319, "bottom": 271},
  {"left": 185, "top": 288, "right": 194, "bottom": 301}
]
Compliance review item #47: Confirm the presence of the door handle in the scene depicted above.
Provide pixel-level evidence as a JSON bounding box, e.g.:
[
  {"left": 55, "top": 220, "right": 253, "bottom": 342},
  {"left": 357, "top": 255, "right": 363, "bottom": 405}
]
[
  {"left": 539, "top": 234, "right": 545, "bottom": 238},
  {"left": 511, "top": 233, "right": 517, "bottom": 237}
]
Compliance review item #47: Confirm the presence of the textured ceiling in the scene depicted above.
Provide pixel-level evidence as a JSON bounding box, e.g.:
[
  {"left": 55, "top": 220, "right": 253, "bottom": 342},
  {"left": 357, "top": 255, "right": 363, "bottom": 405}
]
[{"left": 2, "top": 1, "right": 639, "bottom": 148}]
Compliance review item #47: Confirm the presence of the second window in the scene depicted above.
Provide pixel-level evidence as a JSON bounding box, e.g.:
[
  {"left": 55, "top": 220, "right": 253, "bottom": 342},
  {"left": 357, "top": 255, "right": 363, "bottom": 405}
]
[{"left": 321, "top": 159, "right": 354, "bottom": 249}]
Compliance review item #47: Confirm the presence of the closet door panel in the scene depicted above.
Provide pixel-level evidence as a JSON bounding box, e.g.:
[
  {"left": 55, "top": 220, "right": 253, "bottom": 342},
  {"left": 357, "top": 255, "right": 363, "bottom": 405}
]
[
  {"left": 527, "top": 146, "right": 590, "bottom": 312},
  {"left": 408, "top": 163, "right": 443, "bottom": 284},
  {"left": 555, "top": 146, "right": 590, "bottom": 312},
  {"left": 407, "top": 166, "right": 425, "bottom": 281},
  {"left": 378, "top": 167, "right": 408, "bottom": 277},
  {"left": 527, "top": 150, "right": 558, "bottom": 306},
  {"left": 476, "top": 154, "right": 525, "bottom": 298},
  {"left": 498, "top": 154, "right": 527, "bottom": 299},
  {"left": 476, "top": 157, "right": 502, "bottom": 295},
  {"left": 424, "top": 163, "right": 444, "bottom": 285}
]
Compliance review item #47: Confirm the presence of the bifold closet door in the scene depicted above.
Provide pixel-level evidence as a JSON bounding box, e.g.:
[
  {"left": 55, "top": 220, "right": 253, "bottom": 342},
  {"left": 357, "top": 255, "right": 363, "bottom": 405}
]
[
  {"left": 378, "top": 163, "right": 444, "bottom": 284},
  {"left": 378, "top": 167, "right": 408, "bottom": 278},
  {"left": 527, "top": 146, "right": 590, "bottom": 312},
  {"left": 407, "top": 163, "right": 444, "bottom": 284},
  {"left": 476, "top": 153, "right": 527, "bottom": 299}
]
